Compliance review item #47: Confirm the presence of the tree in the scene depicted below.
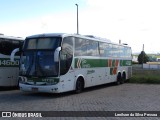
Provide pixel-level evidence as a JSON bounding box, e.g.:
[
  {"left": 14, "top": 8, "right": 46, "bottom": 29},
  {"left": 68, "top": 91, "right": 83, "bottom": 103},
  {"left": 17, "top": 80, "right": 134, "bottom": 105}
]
[{"left": 138, "top": 51, "right": 149, "bottom": 64}]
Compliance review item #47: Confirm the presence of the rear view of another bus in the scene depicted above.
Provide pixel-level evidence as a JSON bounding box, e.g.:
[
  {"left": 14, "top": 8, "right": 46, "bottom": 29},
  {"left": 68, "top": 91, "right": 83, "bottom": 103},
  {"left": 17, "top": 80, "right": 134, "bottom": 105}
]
[{"left": 0, "top": 34, "right": 24, "bottom": 87}]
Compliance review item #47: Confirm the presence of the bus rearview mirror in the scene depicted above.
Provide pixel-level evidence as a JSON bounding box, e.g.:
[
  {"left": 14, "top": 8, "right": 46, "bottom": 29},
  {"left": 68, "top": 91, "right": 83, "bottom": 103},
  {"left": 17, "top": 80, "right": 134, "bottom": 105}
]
[
  {"left": 10, "top": 48, "right": 19, "bottom": 62},
  {"left": 54, "top": 47, "right": 61, "bottom": 62}
]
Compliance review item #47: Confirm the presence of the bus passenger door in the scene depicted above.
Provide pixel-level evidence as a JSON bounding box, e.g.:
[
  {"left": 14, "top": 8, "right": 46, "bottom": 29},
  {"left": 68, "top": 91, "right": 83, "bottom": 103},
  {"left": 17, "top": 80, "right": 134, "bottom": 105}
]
[{"left": 59, "top": 36, "right": 74, "bottom": 92}]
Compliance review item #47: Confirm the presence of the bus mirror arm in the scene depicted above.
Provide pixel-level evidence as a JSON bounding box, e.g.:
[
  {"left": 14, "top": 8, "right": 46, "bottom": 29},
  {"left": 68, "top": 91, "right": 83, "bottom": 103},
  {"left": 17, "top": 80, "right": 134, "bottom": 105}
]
[
  {"left": 10, "top": 48, "right": 19, "bottom": 62},
  {"left": 54, "top": 47, "right": 61, "bottom": 62}
]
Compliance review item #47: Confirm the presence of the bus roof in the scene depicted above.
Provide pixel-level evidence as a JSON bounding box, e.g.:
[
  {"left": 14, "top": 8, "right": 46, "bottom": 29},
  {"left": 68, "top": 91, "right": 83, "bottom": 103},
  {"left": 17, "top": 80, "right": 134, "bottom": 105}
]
[
  {"left": 26, "top": 33, "right": 111, "bottom": 42},
  {"left": 0, "top": 34, "right": 24, "bottom": 41},
  {"left": 26, "top": 33, "right": 65, "bottom": 39},
  {"left": 26, "top": 33, "right": 130, "bottom": 47}
]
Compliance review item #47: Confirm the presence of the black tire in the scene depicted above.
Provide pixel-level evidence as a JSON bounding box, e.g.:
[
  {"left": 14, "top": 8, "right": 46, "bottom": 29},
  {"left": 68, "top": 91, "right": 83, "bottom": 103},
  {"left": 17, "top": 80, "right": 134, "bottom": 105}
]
[
  {"left": 75, "top": 78, "right": 84, "bottom": 93},
  {"left": 116, "top": 73, "right": 121, "bottom": 85},
  {"left": 120, "top": 77, "right": 124, "bottom": 84},
  {"left": 17, "top": 77, "right": 20, "bottom": 89},
  {"left": 121, "top": 72, "right": 126, "bottom": 84}
]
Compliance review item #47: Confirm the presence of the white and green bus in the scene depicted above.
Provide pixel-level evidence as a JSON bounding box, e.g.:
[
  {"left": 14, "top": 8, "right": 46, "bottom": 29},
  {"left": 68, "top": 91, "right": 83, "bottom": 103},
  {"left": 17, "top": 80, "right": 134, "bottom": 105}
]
[
  {"left": 15, "top": 33, "right": 132, "bottom": 93},
  {"left": 0, "top": 34, "right": 24, "bottom": 87}
]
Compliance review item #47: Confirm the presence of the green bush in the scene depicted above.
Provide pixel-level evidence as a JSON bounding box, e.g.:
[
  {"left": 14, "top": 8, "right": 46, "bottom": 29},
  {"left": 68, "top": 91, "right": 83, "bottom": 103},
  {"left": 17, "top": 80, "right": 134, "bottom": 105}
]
[{"left": 138, "top": 51, "right": 149, "bottom": 64}]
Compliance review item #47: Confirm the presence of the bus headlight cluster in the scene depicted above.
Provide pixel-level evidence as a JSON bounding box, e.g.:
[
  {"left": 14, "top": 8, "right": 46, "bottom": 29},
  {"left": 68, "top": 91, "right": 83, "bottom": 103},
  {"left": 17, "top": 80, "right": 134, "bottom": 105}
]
[
  {"left": 47, "top": 80, "right": 59, "bottom": 85},
  {"left": 18, "top": 76, "right": 27, "bottom": 83}
]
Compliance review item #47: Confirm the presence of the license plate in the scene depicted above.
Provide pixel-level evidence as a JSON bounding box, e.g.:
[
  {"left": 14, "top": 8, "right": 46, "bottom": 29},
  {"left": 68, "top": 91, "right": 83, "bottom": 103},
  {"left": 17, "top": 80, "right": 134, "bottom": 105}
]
[{"left": 32, "top": 87, "right": 38, "bottom": 92}]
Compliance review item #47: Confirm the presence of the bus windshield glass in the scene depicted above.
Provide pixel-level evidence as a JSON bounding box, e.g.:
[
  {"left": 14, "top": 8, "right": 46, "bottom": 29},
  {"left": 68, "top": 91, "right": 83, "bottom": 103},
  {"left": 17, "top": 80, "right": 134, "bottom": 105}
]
[
  {"left": 20, "top": 37, "right": 61, "bottom": 77},
  {"left": 24, "top": 37, "right": 61, "bottom": 50}
]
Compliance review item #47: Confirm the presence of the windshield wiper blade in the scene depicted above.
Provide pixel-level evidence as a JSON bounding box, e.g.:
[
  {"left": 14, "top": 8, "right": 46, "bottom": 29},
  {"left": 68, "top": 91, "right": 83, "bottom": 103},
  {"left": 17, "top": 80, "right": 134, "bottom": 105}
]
[
  {"left": 26, "top": 54, "right": 34, "bottom": 76},
  {"left": 37, "top": 55, "right": 47, "bottom": 77}
]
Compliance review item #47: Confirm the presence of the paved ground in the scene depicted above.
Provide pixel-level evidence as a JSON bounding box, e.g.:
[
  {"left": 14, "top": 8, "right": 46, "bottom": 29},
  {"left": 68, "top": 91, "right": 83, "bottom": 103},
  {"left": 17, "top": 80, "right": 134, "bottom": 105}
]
[{"left": 0, "top": 83, "right": 160, "bottom": 120}]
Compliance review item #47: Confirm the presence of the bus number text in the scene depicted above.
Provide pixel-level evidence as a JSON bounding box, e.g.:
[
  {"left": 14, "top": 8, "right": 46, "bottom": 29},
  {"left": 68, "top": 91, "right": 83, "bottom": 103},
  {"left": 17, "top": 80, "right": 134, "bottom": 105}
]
[{"left": 0, "top": 59, "right": 19, "bottom": 66}]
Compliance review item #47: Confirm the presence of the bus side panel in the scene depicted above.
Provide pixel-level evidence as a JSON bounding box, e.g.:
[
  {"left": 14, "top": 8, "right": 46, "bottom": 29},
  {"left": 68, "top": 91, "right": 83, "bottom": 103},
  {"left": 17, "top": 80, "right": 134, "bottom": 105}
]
[
  {"left": 59, "top": 70, "right": 76, "bottom": 92},
  {"left": 0, "top": 67, "right": 19, "bottom": 87},
  {"left": 11, "top": 68, "right": 19, "bottom": 86},
  {"left": 104, "top": 67, "right": 115, "bottom": 83},
  {"left": 91, "top": 68, "right": 106, "bottom": 86}
]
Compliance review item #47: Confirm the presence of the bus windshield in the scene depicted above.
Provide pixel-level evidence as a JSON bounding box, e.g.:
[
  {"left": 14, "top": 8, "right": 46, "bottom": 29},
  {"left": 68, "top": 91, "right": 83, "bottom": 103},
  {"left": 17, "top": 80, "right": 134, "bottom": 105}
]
[
  {"left": 24, "top": 37, "right": 61, "bottom": 50},
  {"left": 20, "top": 37, "right": 61, "bottom": 77}
]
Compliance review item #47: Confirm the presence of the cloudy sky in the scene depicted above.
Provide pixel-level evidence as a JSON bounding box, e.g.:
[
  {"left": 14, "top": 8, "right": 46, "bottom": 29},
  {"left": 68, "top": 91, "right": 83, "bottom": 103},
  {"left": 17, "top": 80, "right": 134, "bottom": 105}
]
[{"left": 0, "top": 0, "right": 160, "bottom": 53}]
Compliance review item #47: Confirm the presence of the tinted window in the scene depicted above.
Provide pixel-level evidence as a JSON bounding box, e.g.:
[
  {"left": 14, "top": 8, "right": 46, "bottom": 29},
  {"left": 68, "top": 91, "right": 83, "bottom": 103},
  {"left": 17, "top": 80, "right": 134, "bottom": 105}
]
[
  {"left": 25, "top": 37, "right": 61, "bottom": 50},
  {"left": 99, "top": 42, "right": 112, "bottom": 57},
  {"left": 99, "top": 42, "right": 131, "bottom": 58},
  {"left": 75, "top": 38, "right": 99, "bottom": 56},
  {"left": 112, "top": 45, "right": 119, "bottom": 57},
  {"left": 125, "top": 47, "right": 132, "bottom": 58},
  {"left": 75, "top": 37, "right": 87, "bottom": 56},
  {"left": 119, "top": 46, "right": 124, "bottom": 57},
  {"left": 86, "top": 40, "right": 99, "bottom": 56},
  {"left": 0, "top": 38, "right": 23, "bottom": 56}
]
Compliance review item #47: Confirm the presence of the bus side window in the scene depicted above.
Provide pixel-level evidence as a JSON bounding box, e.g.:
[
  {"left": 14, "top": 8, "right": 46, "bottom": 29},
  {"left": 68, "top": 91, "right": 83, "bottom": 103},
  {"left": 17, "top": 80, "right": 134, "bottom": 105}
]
[
  {"left": 99, "top": 42, "right": 104, "bottom": 56},
  {"left": 119, "top": 46, "right": 124, "bottom": 58},
  {"left": 0, "top": 39, "right": 22, "bottom": 56},
  {"left": 1, "top": 39, "right": 12, "bottom": 55},
  {"left": 12, "top": 40, "right": 22, "bottom": 56},
  {"left": 126, "top": 47, "right": 132, "bottom": 58},
  {"left": 75, "top": 37, "right": 87, "bottom": 56},
  {"left": 0, "top": 38, "right": 4, "bottom": 54},
  {"left": 86, "top": 40, "right": 99, "bottom": 56}
]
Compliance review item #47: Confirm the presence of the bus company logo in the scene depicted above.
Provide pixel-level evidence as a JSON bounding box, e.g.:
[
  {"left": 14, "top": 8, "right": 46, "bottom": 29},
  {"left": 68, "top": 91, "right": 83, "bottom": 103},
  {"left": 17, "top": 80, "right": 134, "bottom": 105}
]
[
  {"left": 81, "top": 59, "right": 90, "bottom": 68},
  {"left": 76, "top": 58, "right": 90, "bottom": 68},
  {"left": 108, "top": 59, "right": 120, "bottom": 75},
  {"left": 2, "top": 112, "right": 11, "bottom": 117}
]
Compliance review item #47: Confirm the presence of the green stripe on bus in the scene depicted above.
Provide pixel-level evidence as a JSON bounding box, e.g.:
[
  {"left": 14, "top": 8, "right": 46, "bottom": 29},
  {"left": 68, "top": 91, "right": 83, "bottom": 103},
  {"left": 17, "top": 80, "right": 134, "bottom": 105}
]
[
  {"left": 27, "top": 77, "right": 60, "bottom": 84},
  {"left": 75, "top": 58, "right": 132, "bottom": 68}
]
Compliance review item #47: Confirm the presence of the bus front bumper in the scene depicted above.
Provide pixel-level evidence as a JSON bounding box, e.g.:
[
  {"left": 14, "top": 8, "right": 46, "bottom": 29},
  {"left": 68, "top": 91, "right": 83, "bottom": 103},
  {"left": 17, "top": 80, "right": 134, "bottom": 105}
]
[{"left": 19, "top": 83, "right": 60, "bottom": 93}]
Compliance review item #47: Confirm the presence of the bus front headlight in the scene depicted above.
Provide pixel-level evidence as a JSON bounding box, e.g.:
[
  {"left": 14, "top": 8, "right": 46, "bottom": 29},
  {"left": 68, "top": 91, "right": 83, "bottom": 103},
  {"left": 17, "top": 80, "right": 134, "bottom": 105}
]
[{"left": 18, "top": 76, "right": 27, "bottom": 83}]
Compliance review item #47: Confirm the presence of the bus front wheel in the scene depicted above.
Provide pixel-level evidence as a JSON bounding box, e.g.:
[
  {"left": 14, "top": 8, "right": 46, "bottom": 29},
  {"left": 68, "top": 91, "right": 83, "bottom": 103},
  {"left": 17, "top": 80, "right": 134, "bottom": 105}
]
[{"left": 75, "top": 78, "right": 84, "bottom": 93}]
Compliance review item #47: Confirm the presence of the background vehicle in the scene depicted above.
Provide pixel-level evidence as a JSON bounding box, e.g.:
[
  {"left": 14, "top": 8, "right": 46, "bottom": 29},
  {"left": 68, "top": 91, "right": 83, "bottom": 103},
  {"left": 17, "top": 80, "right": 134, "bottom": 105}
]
[
  {"left": 12, "top": 33, "right": 132, "bottom": 93},
  {"left": 0, "top": 34, "right": 24, "bottom": 87}
]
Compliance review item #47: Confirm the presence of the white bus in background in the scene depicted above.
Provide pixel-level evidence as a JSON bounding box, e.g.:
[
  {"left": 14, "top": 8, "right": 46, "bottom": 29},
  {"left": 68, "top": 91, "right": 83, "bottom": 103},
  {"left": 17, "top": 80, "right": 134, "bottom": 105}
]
[
  {"left": 11, "top": 33, "right": 132, "bottom": 93},
  {"left": 0, "top": 34, "right": 24, "bottom": 87}
]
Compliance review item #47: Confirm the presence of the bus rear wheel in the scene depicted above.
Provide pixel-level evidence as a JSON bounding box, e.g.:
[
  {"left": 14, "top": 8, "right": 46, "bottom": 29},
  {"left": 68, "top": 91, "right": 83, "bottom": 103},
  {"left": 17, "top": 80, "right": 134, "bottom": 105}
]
[
  {"left": 75, "top": 78, "right": 84, "bottom": 93},
  {"left": 121, "top": 72, "right": 126, "bottom": 83},
  {"left": 116, "top": 73, "right": 121, "bottom": 85}
]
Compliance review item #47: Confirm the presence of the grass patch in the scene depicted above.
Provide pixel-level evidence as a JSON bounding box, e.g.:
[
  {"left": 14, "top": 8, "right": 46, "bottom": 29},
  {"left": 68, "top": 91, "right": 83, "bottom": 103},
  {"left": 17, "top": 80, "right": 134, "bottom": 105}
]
[{"left": 129, "top": 69, "right": 160, "bottom": 84}]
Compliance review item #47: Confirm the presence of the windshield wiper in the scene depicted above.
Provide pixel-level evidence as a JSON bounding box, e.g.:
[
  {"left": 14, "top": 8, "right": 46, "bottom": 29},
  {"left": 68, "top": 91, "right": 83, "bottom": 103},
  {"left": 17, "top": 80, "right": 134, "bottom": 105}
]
[
  {"left": 37, "top": 56, "right": 47, "bottom": 77},
  {"left": 26, "top": 53, "right": 34, "bottom": 76}
]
